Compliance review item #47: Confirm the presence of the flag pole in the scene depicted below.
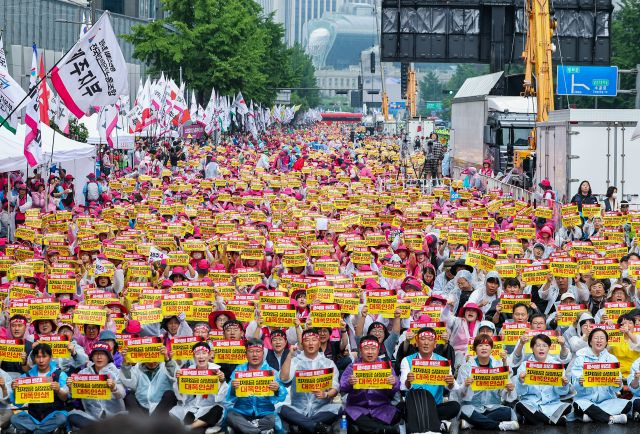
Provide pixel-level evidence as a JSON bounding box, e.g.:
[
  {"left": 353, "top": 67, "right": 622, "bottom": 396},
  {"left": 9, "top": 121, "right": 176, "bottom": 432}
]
[{"left": 0, "top": 11, "right": 111, "bottom": 132}]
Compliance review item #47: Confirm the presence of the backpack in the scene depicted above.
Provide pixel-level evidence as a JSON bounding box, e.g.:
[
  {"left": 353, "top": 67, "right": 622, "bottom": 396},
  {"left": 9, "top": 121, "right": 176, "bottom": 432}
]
[{"left": 86, "top": 182, "right": 100, "bottom": 201}]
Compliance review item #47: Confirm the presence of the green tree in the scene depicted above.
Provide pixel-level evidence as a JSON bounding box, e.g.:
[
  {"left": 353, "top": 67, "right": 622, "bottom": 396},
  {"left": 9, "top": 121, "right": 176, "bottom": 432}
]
[
  {"left": 418, "top": 70, "right": 443, "bottom": 115},
  {"left": 123, "top": 0, "right": 315, "bottom": 106},
  {"left": 287, "top": 44, "right": 319, "bottom": 110}
]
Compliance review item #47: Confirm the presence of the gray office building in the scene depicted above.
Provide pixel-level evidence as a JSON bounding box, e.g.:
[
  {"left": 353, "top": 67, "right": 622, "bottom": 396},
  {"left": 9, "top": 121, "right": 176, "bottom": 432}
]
[{"left": 0, "top": 0, "right": 153, "bottom": 101}]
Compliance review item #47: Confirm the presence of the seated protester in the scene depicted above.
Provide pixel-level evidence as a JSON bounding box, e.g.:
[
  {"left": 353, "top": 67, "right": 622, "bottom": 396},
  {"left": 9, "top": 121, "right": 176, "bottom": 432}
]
[
  {"left": 394, "top": 317, "right": 454, "bottom": 375},
  {"left": 400, "top": 327, "right": 461, "bottom": 433},
  {"left": 340, "top": 335, "right": 401, "bottom": 434},
  {"left": 364, "top": 322, "right": 396, "bottom": 367},
  {"left": 161, "top": 314, "right": 194, "bottom": 350},
  {"left": 0, "top": 366, "right": 13, "bottom": 429},
  {"left": 55, "top": 323, "right": 88, "bottom": 374},
  {"left": 227, "top": 338, "right": 287, "bottom": 434},
  {"left": 74, "top": 324, "right": 101, "bottom": 356},
  {"left": 538, "top": 275, "right": 589, "bottom": 316},
  {"left": 279, "top": 328, "right": 341, "bottom": 434},
  {"left": 594, "top": 284, "right": 630, "bottom": 324},
  {"left": 170, "top": 342, "right": 227, "bottom": 433},
  {"left": 33, "top": 318, "right": 57, "bottom": 340},
  {"left": 1, "top": 315, "right": 32, "bottom": 377},
  {"left": 67, "top": 343, "right": 126, "bottom": 429},
  {"left": 586, "top": 279, "right": 608, "bottom": 317},
  {"left": 626, "top": 352, "right": 640, "bottom": 420},
  {"left": 456, "top": 334, "right": 519, "bottom": 431},
  {"left": 547, "top": 293, "right": 578, "bottom": 336},
  {"left": 120, "top": 342, "right": 178, "bottom": 416},
  {"left": 467, "top": 271, "right": 502, "bottom": 317},
  {"left": 515, "top": 334, "right": 572, "bottom": 426},
  {"left": 490, "top": 279, "right": 527, "bottom": 330},
  {"left": 217, "top": 319, "right": 246, "bottom": 382},
  {"left": 570, "top": 327, "right": 630, "bottom": 424},
  {"left": 316, "top": 325, "right": 351, "bottom": 375},
  {"left": 98, "top": 330, "right": 123, "bottom": 368},
  {"left": 510, "top": 313, "right": 570, "bottom": 368},
  {"left": 568, "top": 313, "right": 596, "bottom": 353},
  {"left": 10, "top": 343, "right": 69, "bottom": 434},
  {"left": 609, "top": 314, "right": 640, "bottom": 380},
  {"left": 442, "top": 300, "right": 483, "bottom": 369},
  {"left": 497, "top": 303, "right": 530, "bottom": 332},
  {"left": 265, "top": 329, "right": 290, "bottom": 373}
]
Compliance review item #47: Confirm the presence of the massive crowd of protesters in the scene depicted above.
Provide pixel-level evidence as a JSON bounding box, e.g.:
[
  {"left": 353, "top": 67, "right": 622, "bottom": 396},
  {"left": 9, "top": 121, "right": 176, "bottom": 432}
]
[{"left": 0, "top": 123, "right": 636, "bottom": 434}]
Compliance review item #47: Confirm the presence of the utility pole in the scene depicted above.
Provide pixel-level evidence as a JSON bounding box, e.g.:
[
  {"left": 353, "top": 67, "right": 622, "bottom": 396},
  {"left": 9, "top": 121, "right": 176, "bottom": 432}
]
[{"left": 90, "top": 0, "right": 96, "bottom": 25}]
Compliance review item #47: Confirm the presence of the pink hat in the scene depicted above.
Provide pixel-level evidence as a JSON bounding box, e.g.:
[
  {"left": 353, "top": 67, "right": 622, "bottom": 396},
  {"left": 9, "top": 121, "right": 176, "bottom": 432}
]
[{"left": 457, "top": 302, "right": 484, "bottom": 321}]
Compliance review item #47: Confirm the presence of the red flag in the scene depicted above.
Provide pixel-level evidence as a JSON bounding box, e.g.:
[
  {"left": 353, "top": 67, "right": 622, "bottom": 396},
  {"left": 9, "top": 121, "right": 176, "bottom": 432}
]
[{"left": 38, "top": 53, "right": 50, "bottom": 124}]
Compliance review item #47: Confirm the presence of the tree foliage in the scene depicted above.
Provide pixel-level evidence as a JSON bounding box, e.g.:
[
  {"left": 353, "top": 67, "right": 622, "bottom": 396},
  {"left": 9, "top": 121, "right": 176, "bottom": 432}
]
[{"left": 123, "top": 0, "right": 319, "bottom": 107}]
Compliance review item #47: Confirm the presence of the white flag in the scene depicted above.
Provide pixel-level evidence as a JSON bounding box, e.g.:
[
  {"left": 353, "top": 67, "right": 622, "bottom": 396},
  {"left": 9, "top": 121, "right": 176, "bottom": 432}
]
[
  {"left": 24, "top": 45, "right": 41, "bottom": 168},
  {"left": 51, "top": 12, "right": 129, "bottom": 119},
  {"left": 0, "top": 36, "right": 26, "bottom": 134},
  {"left": 233, "top": 91, "right": 249, "bottom": 115}
]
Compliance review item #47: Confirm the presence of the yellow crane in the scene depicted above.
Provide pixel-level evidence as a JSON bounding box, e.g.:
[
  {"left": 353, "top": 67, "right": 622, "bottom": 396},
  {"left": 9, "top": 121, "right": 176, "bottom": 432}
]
[{"left": 522, "top": 0, "right": 556, "bottom": 149}]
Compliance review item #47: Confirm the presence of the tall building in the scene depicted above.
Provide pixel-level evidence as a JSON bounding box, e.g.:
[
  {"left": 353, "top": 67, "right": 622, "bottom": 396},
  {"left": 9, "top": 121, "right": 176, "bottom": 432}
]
[
  {"left": 282, "top": 0, "right": 345, "bottom": 46},
  {"left": 93, "top": 0, "right": 164, "bottom": 19},
  {"left": 0, "top": 0, "right": 149, "bottom": 100}
]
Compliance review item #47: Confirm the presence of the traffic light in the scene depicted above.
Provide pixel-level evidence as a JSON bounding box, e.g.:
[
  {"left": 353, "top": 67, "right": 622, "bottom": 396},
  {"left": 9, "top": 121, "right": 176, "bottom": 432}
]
[
  {"left": 401, "top": 63, "right": 409, "bottom": 99},
  {"left": 370, "top": 52, "right": 376, "bottom": 74},
  {"left": 442, "top": 89, "right": 454, "bottom": 95}
]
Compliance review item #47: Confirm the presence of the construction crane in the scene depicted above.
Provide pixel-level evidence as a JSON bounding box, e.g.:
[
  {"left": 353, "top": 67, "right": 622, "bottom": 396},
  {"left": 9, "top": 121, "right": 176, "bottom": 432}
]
[
  {"left": 404, "top": 64, "right": 417, "bottom": 118},
  {"left": 521, "top": 0, "right": 556, "bottom": 149}
]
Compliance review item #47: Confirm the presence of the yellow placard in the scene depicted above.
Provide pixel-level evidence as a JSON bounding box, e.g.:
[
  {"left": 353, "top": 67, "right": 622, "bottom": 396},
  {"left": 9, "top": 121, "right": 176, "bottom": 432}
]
[
  {"left": 212, "top": 340, "right": 247, "bottom": 364},
  {"left": 296, "top": 368, "right": 334, "bottom": 392},
  {"left": 73, "top": 305, "right": 107, "bottom": 326},
  {"left": 14, "top": 377, "right": 54, "bottom": 404},
  {"left": 411, "top": 359, "right": 450, "bottom": 385},
  {"left": 310, "top": 304, "right": 342, "bottom": 328},
  {"left": 583, "top": 362, "right": 620, "bottom": 387},
  {"left": 235, "top": 369, "right": 275, "bottom": 397},
  {"left": 524, "top": 361, "right": 564, "bottom": 386},
  {"left": 353, "top": 361, "right": 392, "bottom": 389},
  {"left": 125, "top": 337, "right": 164, "bottom": 363},
  {"left": 177, "top": 369, "right": 220, "bottom": 395},
  {"left": 471, "top": 366, "right": 509, "bottom": 391},
  {"left": 70, "top": 374, "right": 112, "bottom": 400}
]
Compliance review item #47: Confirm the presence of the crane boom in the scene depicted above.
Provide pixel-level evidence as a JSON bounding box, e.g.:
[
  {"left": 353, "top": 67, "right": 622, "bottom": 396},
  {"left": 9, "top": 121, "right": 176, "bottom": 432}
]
[{"left": 522, "top": 0, "right": 556, "bottom": 123}]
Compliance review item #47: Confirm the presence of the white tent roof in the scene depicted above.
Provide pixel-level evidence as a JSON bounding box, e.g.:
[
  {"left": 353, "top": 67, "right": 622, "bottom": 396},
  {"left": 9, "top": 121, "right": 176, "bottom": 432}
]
[
  {"left": 81, "top": 113, "right": 135, "bottom": 148},
  {"left": 0, "top": 123, "right": 96, "bottom": 173}
]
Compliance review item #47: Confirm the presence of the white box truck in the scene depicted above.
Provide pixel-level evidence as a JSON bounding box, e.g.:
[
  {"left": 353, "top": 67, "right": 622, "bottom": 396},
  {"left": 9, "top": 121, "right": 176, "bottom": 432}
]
[
  {"left": 451, "top": 72, "right": 536, "bottom": 179},
  {"left": 535, "top": 109, "right": 640, "bottom": 203}
]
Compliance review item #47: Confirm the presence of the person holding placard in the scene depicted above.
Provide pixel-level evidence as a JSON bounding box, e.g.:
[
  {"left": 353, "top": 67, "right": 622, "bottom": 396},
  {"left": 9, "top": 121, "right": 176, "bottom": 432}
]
[
  {"left": 399, "top": 327, "right": 460, "bottom": 433},
  {"left": 570, "top": 328, "right": 630, "bottom": 424},
  {"left": 340, "top": 335, "right": 401, "bottom": 434},
  {"left": 456, "top": 334, "right": 518, "bottom": 431},
  {"left": 510, "top": 313, "right": 571, "bottom": 369},
  {"left": 120, "top": 342, "right": 178, "bottom": 416},
  {"left": 0, "top": 366, "right": 13, "bottom": 429},
  {"left": 514, "top": 334, "right": 572, "bottom": 426},
  {"left": 538, "top": 275, "right": 589, "bottom": 317},
  {"left": 227, "top": 338, "right": 286, "bottom": 434},
  {"left": 442, "top": 301, "right": 483, "bottom": 369},
  {"left": 170, "top": 342, "right": 228, "bottom": 434},
  {"left": 1, "top": 314, "right": 32, "bottom": 377},
  {"left": 53, "top": 323, "right": 88, "bottom": 374},
  {"left": 10, "top": 343, "right": 69, "bottom": 434},
  {"left": 66, "top": 342, "right": 125, "bottom": 429},
  {"left": 279, "top": 328, "right": 341, "bottom": 434}
]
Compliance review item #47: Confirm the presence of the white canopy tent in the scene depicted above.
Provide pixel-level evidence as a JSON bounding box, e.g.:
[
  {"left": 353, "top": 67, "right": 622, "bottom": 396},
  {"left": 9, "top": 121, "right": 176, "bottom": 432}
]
[
  {"left": 81, "top": 113, "right": 136, "bottom": 150},
  {"left": 0, "top": 123, "right": 96, "bottom": 173},
  {"left": 0, "top": 123, "right": 97, "bottom": 205}
]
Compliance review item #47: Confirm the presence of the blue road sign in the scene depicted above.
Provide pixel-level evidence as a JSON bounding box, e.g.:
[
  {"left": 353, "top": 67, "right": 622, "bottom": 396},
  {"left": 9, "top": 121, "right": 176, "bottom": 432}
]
[
  {"left": 556, "top": 65, "right": 618, "bottom": 96},
  {"left": 389, "top": 101, "right": 406, "bottom": 110}
]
